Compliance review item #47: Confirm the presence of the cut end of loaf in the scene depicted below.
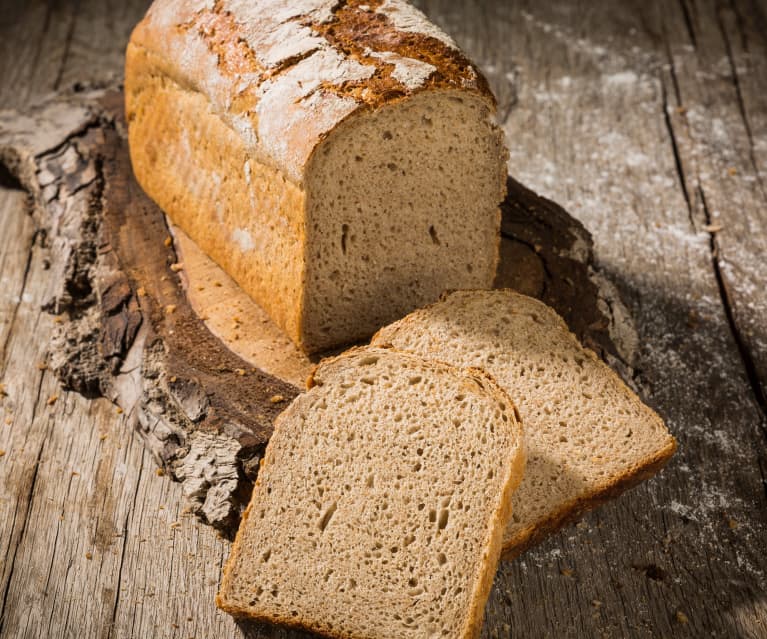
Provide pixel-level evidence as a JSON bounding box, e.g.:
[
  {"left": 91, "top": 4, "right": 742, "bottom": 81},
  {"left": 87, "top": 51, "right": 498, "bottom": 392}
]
[
  {"left": 217, "top": 348, "right": 524, "bottom": 639},
  {"left": 300, "top": 90, "right": 507, "bottom": 352},
  {"left": 371, "top": 289, "right": 677, "bottom": 558}
]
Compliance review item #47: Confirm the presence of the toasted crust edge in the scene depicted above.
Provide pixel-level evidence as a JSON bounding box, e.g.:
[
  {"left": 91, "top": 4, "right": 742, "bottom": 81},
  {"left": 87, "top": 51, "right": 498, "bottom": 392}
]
[
  {"left": 460, "top": 366, "right": 526, "bottom": 639},
  {"left": 501, "top": 434, "right": 677, "bottom": 560}
]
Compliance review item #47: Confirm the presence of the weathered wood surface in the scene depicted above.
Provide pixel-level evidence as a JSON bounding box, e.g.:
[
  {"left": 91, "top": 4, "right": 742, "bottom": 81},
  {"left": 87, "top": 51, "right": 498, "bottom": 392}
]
[{"left": 0, "top": 1, "right": 765, "bottom": 639}]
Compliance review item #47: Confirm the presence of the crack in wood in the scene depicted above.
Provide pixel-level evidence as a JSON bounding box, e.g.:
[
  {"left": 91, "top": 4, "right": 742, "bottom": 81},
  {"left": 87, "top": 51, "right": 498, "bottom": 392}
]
[
  {"left": 715, "top": 1, "right": 767, "bottom": 200},
  {"left": 677, "top": 0, "right": 698, "bottom": 48},
  {"left": 759, "top": 454, "right": 767, "bottom": 506},
  {"left": 660, "top": 57, "right": 695, "bottom": 230},
  {"left": 699, "top": 185, "right": 767, "bottom": 429},
  {"left": 106, "top": 451, "right": 145, "bottom": 639}
]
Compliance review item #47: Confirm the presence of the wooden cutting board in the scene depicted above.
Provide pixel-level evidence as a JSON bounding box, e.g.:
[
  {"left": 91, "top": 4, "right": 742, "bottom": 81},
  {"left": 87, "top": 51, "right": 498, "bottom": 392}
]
[{"left": 0, "top": 87, "right": 631, "bottom": 535}]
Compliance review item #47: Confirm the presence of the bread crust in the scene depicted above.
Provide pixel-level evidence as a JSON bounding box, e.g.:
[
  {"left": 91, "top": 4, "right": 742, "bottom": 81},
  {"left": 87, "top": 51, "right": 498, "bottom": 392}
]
[
  {"left": 372, "top": 288, "right": 678, "bottom": 560},
  {"left": 501, "top": 436, "right": 676, "bottom": 560},
  {"left": 125, "top": 43, "right": 308, "bottom": 342},
  {"left": 127, "top": 0, "right": 495, "bottom": 184}
]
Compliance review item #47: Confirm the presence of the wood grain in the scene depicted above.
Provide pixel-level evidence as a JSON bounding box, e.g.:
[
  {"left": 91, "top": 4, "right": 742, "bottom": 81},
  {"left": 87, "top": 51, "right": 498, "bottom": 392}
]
[{"left": 0, "top": 0, "right": 766, "bottom": 638}]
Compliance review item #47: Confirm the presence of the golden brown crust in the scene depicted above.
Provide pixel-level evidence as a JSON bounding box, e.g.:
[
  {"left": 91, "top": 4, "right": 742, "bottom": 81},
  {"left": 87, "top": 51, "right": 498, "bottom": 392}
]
[
  {"left": 125, "top": 44, "right": 307, "bottom": 344},
  {"left": 501, "top": 436, "right": 677, "bottom": 560},
  {"left": 459, "top": 367, "right": 526, "bottom": 639},
  {"left": 182, "top": 0, "right": 493, "bottom": 110},
  {"left": 314, "top": 0, "right": 493, "bottom": 107},
  {"left": 128, "top": 0, "right": 496, "bottom": 183}
]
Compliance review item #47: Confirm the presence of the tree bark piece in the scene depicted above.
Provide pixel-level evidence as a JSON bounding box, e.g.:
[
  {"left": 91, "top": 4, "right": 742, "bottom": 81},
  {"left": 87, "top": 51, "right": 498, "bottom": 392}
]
[
  {"left": 1, "top": 90, "right": 298, "bottom": 533},
  {"left": 0, "top": 88, "right": 629, "bottom": 538}
]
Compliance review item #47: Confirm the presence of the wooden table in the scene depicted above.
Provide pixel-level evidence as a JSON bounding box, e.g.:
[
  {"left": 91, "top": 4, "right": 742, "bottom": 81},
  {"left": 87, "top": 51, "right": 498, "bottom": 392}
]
[{"left": 1, "top": 1, "right": 765, "bottom": 637}]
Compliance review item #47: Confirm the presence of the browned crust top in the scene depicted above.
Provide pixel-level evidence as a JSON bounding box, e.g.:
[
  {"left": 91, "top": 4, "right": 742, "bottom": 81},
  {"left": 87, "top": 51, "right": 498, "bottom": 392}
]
[
  {"left": 179, "top": 0, "right": 493, "bottom": 109},
  {"left": 313, "top": 0, "right": 493, "bottom": 106}
]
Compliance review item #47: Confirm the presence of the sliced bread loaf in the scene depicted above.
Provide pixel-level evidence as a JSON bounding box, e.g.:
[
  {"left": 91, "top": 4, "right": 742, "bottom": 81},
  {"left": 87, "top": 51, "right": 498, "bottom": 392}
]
[
  {"left": 125, "top": 0, "right": 507, "bottom": 353},
  {"left": 217, "top": 347, "right": 525, "bottom": 639},
  {"left": 371, "top": 290, "right": 677, "bottom": 559}
]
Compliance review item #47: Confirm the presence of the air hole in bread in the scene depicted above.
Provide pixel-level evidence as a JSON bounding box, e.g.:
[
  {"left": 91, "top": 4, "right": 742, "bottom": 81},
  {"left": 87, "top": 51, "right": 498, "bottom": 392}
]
[
  {"left": 340, "top": 223, "right": 349, "bottom": 254},
  {"left": 319, "top": 502, "right": 337, "bottom": 532}
]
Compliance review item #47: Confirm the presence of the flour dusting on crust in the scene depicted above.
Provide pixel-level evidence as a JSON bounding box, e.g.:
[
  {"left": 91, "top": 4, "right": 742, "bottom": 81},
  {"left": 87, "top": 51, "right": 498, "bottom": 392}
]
[
  {"left": 367, "top": 50, "right": 436, "bottom": 89},
  {"left": 376, "top": 0, "right": 458, "bottom": 48},
  {"left": 130, "top": 0, "right": 492, "bottom": 183}
]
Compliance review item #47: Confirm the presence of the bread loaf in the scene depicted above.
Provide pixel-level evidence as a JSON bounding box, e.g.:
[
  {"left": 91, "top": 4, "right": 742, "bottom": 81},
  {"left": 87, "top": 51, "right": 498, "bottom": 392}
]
[
  {"left": 217, "top": 347, "right": 525, "bottom": 638},
  {"left": 125, "top": 0, "right": 508, "bottom": 353},
  {"left": 372, "top": 290, "right": 677, "bottom": 559}
]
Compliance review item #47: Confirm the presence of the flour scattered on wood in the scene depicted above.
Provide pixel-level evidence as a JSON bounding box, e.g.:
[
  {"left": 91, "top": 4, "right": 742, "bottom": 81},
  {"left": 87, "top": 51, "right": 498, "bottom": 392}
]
[{"left": 604, "top": 70, "right": 639, "bottom": 86}]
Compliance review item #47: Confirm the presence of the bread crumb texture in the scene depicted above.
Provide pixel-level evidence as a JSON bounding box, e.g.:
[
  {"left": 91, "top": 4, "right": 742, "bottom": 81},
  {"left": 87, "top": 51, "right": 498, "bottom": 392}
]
[{"left": 217, "top": 348, "right": 524, "bottom": 639}]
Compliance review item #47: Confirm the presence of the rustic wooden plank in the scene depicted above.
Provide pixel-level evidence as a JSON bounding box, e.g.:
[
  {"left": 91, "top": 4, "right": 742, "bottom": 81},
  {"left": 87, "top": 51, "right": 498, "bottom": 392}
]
[
  {"left": 108, "top": 451, "right": 239, "bottom": 639},
  {"left": 413, "top": 0, "right": 767, "bottom": 637},
  {"left": 53, "top": 0, "right": 150, "bottom": 92},
  {"left": 0, "top": 189, "right": 44, "bottom": 627},
  {"left": 0, "top": 394, "right": 139, "bottom": 638},
  {"left": 0, "top": 185, "right": 98, "bottom": 639},
  {"left": 658, "top": 0, "right": 767, "bottom": 405}
]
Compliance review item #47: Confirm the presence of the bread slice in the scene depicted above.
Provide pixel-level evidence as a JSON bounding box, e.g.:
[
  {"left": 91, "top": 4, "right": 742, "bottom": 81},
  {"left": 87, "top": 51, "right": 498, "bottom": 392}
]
[
  {"left": 125, "top": 0, "right": 508, "bottom": 353},
  {"left": 371, "top": 290, "right": 677, "bottom": 559},
  {"left": 217, "top": 347, "right": 525, "bottom": 639}
]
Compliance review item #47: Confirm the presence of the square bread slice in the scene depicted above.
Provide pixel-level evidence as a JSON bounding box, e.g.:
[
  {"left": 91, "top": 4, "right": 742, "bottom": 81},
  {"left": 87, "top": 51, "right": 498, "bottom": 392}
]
[
  {"left": 217, "top": 347, "right": 525, "bottom": 639},
  {"left": 371, "top": 290, "right": 677, "bottom": 559}
]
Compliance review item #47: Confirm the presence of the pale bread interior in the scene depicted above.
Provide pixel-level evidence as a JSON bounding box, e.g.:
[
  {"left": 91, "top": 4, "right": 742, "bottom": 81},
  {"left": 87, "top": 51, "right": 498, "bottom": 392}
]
[
  {"left": 372, "top": 290, "right": 676, "bottom": 556},
  {"left": 217, "top": 348, "right": 525, "bottom": 639},
  {"left": 302, "top": 90, "right": 506, "bottom": 352}
]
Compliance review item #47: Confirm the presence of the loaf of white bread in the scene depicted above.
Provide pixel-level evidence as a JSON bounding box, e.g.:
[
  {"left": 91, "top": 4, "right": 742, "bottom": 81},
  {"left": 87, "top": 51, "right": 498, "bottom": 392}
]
[
  {"left": 372, "top": 290, "right": 677, "bottom": 558},
  {"left": 125, "top": 0, "right": 508, "bottom": 353},
  {"left": 217, "top": 348, "right": 526, "bottom": 639}
]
